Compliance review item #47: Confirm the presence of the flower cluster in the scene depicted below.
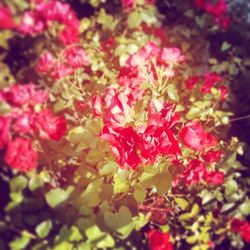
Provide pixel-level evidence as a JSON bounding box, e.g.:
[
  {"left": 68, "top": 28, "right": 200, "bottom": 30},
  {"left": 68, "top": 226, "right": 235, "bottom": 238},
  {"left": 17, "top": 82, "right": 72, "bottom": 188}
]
[
  {"left": 231, "top": 218, "right": 250, "bottom": 243},
  {"left": 18, "top": 0, "right": 80, "bottom": 46},
  {"left": 36, "top": 47, "right": 90, "bottom": 79},
  {"left": 0, "top": 83, "right": 67, "bottom": 172},
  {"left": 194, "top": 0, "right": 230, "bottom": 29},
  {"left": 147, "top": 229, "right": 173, "bottom": 250}
]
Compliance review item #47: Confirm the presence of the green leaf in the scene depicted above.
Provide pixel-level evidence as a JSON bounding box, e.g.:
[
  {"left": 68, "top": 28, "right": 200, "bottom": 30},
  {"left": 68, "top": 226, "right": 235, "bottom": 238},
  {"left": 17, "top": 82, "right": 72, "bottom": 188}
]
[
  {"left": 186, "top": 235, "right": 197, "bottom": 244},
  {"left": 175, "top": 197, "right": 189, "bottom": 210},
  {"left": 155, "top": 172, "right": 172, "bottom": 195},
  {"left": 133, "top": 187, "right": 146, "bottom": 203},
  {"left": 221, "top": 42, "right": 231, "bottom": 52},
  {"left": 10, "top": 235, "right": 30, "bottom": 250},
  {"left": 127, "top": 11, "right": 142, "bottom": 29},
  {"left": 80, "top": 179, "right": 103, "bottom": 208},
  {"left": 191, "top": 204, "right": 200, "bottom": 216},
  {"left": 35, "top": 220, "right": 52, "bottom": 238},
  {"left": 10, "top": 176, "right": 27, "bottom": 192},
  {"left": 225, "top": 179, "right": 238, "bottom": 197},
  {"left": 166, "top": 84, "right": 179, "bottom": 102},
  {"left": 99, "top": 161, "right": 118, "bottom": 176},
  {"left": 239, "top": 200, "right": 250, "bottom": 216},
  {"left": 96, "top": 234, "right": 115, "bottom": 248},
  {"left": 45, "top": 187, "right": 73, "bottom": 208},
  {"left": 104, "top": 206, "right": 133, "bottom": 237}
]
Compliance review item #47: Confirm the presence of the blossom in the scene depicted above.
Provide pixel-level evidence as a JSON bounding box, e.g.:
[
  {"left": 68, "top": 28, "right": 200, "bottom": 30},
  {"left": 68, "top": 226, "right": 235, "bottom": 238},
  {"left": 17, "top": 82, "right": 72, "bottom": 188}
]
[
  {"left": 36, "top": 51, "right": 56, "bottom": 73},
  {"left": 35, "top": 109, "right": 67, "bottom": 141},
  {"left": 122, "top": 0, "right": 135, "bottom": 9},
  {"left": 141, "top": 123, "right": 181, "bottom": 162},
  {"left": 100, "top": 126, "right": 142, "bottom": 169},
  {"left": 58, "top": 25, "right": 80, "bottom": 46},
  {"left": 0, "top": 5, "right": 17, "bottom": 30},
  {"left": 63, "top": 47, "right": 90, "bottom": 69},
  {"left": 201, "top": 72, "right": 222, "bottom": 94},
  {"left": 94, "top": 88, "right": 132, "bottom": 127},
  {"left": 203, "top": 170, "right": 224, "bottom": 185},
  {"left": 19, "top": 11, "right": 46, "bottom": 35},
  {"left": 4, "top": 137, "right": 38, "bottom": 172},
  {"left": 202, "top": 150, "right": 222, "bottom": 163},
  {"left": 14, "top": 110, "right": 36, "bottom": 135},
  {"left": 231, "top": 219, "right": 250, "bottom": 243},
  {"left": 185, "top": 75, "right": 200, "bottom": 90},
  {"left": 158, "top": 47, "right": 184, "bottom": 64},
  {"left": 180, "top": 120, "right": 217, "bottom": 151},
  {"left": 0, "top": 116, "right": 11, "bottom": 149},
  {"left": 51, "top": 62, "right": 74, "bottom": 79},
  {"left": 1, "top": 84, "right": 48, "bottom": 107},
  {"left": 218, "top": 84, "right": 228, "bottom": 101},
  {"left": 125, "top": 41, "right": 160, "bottom": 68},
  {"left": 147, "top": 229, "right": 173, "bottom": 250},
  {"left": 147, "top": 99, "right": 180, "bottom": 127}
]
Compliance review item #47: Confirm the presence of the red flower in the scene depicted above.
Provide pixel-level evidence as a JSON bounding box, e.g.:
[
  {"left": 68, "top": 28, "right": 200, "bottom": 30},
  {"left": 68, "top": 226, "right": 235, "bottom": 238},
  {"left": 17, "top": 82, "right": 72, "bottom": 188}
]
[
  {"left": 141, "top": 124, "right": 181, "bottom": 162},
  {"left": 201, "top": 72, "right": 222, "bottom": 94},
  {"left": 218, "top": 84, "right": 228, "bottom": 101},
  {"left": 203, "top": 170, "right": 224, "bottom": 185},
  {"left": 122, "top": 0, "right": 135, "bottom": 9},
  {"left": 147, "top": 99, "right": 180, "bottom": 127},
  {"left": 231, "top": 219, "right": 250, "bottom": 243},
  {"left": 0, "top": 116, "right": 11, "bottom": 149},
  {"left": 63, "top": 47, "right": 90, "bottom": 69},
  {"left": 51, "top": 62, "right": 74, "bottom": 79},
  {"left": 0, "top": 5, "right": 17, "bottom": 30},
  {"left": 35, "top": 109, "right": 67, "bottom": 141},
  {"left": 36, "top": 51, "right": 56, "bottom": 73},
  {"left": 100, "top": 126, "right": 142, "bottom": 169},
  {"left": 147, "top": 229, "right": 173, "bottom": 250},
  {"left": 202, "top": 150, "right": 222, "bottom": 163},
  {"left": 185, "top": 75, "right": 200, "bottom": 90},
  {"left": 180, "top": 120, "right": 217, "bottom": 151},
  {"left": 5, "top": 137, "right": 38, "bottom": 172}
]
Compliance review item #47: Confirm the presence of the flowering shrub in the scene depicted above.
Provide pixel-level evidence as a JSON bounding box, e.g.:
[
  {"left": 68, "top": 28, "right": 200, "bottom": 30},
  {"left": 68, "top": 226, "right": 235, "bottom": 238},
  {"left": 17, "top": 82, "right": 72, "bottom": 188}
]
[{"left": 0, "top": 0, "right": 249, "bottom": 250}]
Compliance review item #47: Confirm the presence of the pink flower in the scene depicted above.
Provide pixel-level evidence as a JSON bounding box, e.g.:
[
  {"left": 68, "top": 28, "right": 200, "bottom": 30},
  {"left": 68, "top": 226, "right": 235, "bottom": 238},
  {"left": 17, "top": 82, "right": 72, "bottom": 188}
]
[
  {"left": 231, "top": 219, "right": 250, "bottom": 243},
  {"left": 36, "top": 0, "right": 78, "bottom": 25},
  {"left": 121, "top": 0, "right": 135, "bottom": 9},
  {"left": 92, "top": 96, "right": 102, "bottom": 117},
  {"left": 58, "top": 25, "right": 80, "bottom": 46},
  {"left": 0, "top": 5, "right": 17, "bottom": 30},
  {"left": 35, "top": 109, "right": 67, "bottom": 141},
  {"left": 125, "top": 41, "right": 160, "bottom": 68},
  {"left": 158, "top": 47, "right": 184, "bottom": 64},
  {"left": 63, "top": 47, "right": 90, "bottom": 69},
  {"left": 180, "top": 120, "right": 217, "bottom": 151},
  {"left": 147, "top": 229, "right": 173, "bottom": 250},
  {"left": 5, "top": 137, "right": 38, "bottom": 172},
  {"left": 185, "top": 75, "right": 200, "bottom": 90},
  {"left": 36, "top": 51, "right": 56, "bottom": 73},
  {"left": 0, "top": 116, "right": 11, "bottom": 149},
  {"left": 51, "top": 62, "right": 74, "bottom": 79},
  {"left": 1, "top": 84, "right": 48, "bottom": 107},
  {"left": 19, "top": 11, "right": 46, "bottom": 35},
  {"left": 14, "top": 111, "right": 36, "bottom": 135},
  {"left": 100, "top": 126, "right": 142, "bottom": 169},
  {"left": 201, "top": 72, "right": 222, "bottom": 94}
]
